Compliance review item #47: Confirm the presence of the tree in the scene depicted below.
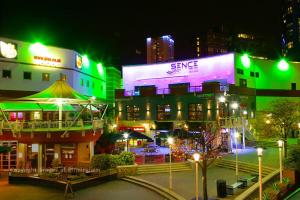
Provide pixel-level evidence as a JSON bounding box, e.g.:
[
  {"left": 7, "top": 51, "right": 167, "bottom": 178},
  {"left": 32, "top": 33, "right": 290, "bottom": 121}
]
[
  {"left": 192, "top": 122, "right": 222, "bottom": 200},
  {"left": 268, "top": 100, "right": 300, "bottom": 157}
]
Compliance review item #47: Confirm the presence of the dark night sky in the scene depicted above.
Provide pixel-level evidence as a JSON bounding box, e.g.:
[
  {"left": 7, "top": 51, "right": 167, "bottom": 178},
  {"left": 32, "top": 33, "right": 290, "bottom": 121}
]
[{"left": 0, "top": 0, "right": 282, "bottom": 68}]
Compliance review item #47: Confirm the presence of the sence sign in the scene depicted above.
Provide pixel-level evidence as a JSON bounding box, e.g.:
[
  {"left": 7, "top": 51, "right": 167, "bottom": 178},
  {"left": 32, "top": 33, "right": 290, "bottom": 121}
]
[
  {"left": 167, "top": 59, "right": 199, "bottom": 75},
  {"left": 0, "top": 41, "right": 17, "bottom": 59},
  {"left": 33, "top": 55, "right": 61, "bottom": 66}
]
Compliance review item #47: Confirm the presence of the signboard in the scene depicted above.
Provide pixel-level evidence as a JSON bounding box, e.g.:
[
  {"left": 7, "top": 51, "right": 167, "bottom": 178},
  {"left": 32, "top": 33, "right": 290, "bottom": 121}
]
[
  {"left": 0, "top": 41, "right": 17, "bottom": 59},
  {"left": 118, "top": 126, "right": 145, "bottom": 132},
  {"left": 122, "top": 53, "right": 235, "bottom": 94}
]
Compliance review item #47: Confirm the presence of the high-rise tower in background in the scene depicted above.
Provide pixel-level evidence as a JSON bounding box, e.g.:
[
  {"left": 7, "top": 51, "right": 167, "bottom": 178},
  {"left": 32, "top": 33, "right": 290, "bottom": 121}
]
[
  {"left": 282, "top": 0, "right": 300, "bottom": 60},
  {"left": 146, "top": 35, "right": 174, "bottom": 64}
]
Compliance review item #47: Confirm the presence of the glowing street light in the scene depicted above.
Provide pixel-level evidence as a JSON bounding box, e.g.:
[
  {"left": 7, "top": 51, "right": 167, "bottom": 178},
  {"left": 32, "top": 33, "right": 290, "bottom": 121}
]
[
  {"left": 234, "top": 132, "right": 240, "bottom": 181},
  {"left": 123, "top": 132, "right": 129, "bottom": 152},
  {"left": 193, "top": 152, "right": 201, "bottom": 200},
  {"left": 167, "top": 137, "right": 174, "bottom": 190},
  {"left": 278, "top": 140, "right": 283, "bottom": 183},
  {"left": 257, "top": 148, "right": 263, "bottom": 200},
  {"left": 219, "top": 96, "right": 226, "bottom": 103},
  {"left": 231, "top": 102, "right": 238, "bottom": 110}
]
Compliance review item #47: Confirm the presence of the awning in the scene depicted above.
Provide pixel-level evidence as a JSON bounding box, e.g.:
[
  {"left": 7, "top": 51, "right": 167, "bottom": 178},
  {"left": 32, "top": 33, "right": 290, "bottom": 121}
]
[
  {"left": 38, "top": 104, "right": 76, "bottom": 111},
  {"left": 0, "top": 102, "right": 41, "bottom": 111}
]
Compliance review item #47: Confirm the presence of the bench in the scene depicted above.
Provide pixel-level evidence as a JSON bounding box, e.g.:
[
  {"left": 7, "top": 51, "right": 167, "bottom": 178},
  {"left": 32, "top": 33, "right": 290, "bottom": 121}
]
[
  {"left": 226, "top": 182, "right": 243, "bottom": 195},
  {"left": 238, "top": 175, "right": 258, "bottom": 188}
]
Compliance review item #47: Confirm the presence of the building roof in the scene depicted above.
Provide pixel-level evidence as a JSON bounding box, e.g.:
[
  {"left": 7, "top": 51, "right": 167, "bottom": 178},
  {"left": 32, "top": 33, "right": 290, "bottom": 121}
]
[{"left": 19, "top": 80, "right": 91, "bottom": 104}]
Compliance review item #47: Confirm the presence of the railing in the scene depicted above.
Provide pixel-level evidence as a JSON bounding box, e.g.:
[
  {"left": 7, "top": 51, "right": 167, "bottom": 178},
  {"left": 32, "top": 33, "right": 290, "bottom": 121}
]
[
  {"left": 123, "top": 84, "right": 228, "bottom": 97},
  {"left": 0, "top": 119, "right": 104, "bottom": 132}
]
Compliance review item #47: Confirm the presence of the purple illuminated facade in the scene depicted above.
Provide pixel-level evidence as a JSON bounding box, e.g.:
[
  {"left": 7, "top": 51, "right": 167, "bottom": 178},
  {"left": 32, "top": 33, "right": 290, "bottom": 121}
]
[{"left": 122, "top": 53, "right": 235, "bottom": 94}]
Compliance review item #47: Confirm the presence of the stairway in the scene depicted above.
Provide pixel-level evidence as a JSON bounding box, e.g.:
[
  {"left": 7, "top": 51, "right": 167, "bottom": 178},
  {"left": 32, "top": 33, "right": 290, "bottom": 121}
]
[
  {"left": 136, "top": 162, "right": 192, "bottom": 175},
  {"left": 121, "top": 176, "right": 185, "bottom": 200},
  {"left": 214, "top": 158, "right": 276, "bottom": 177}
]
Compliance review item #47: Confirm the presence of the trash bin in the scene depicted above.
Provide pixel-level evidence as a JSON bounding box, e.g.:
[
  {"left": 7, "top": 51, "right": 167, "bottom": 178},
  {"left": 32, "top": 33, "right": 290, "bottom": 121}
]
[{"left": 217, "top": 179, "right": 227, "bottom": 198}]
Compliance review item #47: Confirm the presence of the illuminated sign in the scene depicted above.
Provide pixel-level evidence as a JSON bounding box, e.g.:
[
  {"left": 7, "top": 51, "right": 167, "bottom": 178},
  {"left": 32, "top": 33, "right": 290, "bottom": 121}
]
[
  {"left": 33, "top": 55, "right": 61, "bottom": 66},
  {"left": 0, "top": 41, "right": 17, "bottom": 59},
  {"left": 76, "top": 55, "right": 82, "bottom": 69},
  {"left": 122, "top": 53, "right": 235, "bottom": 94}
]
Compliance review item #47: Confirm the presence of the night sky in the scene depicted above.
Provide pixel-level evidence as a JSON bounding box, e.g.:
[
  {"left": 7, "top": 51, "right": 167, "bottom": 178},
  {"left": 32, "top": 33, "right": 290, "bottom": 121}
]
[{"left": 0, "top": 0, "right": 281, "bottom": 68}]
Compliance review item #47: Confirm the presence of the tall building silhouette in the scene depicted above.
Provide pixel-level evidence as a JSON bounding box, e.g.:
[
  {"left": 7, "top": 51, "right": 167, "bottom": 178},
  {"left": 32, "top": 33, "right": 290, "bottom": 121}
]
[{"left": 146, "top": 35, "right": 174, "bottom": 64}]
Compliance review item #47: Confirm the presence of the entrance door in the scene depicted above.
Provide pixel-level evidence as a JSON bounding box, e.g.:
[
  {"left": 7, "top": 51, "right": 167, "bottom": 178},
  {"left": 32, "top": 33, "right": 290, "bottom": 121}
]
[{"left": 0, "top": 141, "right": 17, "bottom": 170}]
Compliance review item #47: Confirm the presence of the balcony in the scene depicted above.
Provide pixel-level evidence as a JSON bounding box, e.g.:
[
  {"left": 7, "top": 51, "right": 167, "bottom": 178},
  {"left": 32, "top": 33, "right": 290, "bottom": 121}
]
[{"left": 0, "top": 119, "right": 104, "bottom": 133}]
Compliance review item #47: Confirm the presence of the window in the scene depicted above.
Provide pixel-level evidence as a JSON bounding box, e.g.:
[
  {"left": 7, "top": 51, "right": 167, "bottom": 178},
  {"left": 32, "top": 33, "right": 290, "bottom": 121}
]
[
  {"left": 287, "top": 42, "right": 293, "bottom": 49},
  {"left": 255, "top": 72, "right": 259, "bottom": 78},
  {"left": 2, "top": 70, "right": 11, "bottom": 78},
  {"left": 42, "top": 73, "right": 50, "bottom": 81},
  {"left": 126, "top": 105, "right": 140, "bottom": 120},
  {"left": 237, "top": 68, "right": 244, "bottom": 75},
  {"left": 188, "top": 104, "right": 203, "bottom": 120},
  {"left": 157, "top": 104, "right": 171, "bottom": 120},
  {"left": 23, "top": 72, "right": 31, "bottom": 80},
  {"left": 239, "top": 78, "right": 247, "bottom": 87},
  {"left": 80, "top": 79, "right": 84, "bottom": 86},
  {"left": 250, "top": 72, "right": 254, "bottom": 77},
  {"left": 60, "top": 73, "right": 67, "bottom": 81},
  {"left": 86, "top": 80, "right": 90, "bottom": 88},
  {"left": 291, "top": 83, "right": 296, "bottom": 90}
]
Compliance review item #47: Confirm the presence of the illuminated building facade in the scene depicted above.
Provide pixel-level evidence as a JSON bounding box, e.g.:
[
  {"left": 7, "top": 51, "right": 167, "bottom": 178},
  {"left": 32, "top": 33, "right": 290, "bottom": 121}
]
[
  {"left": 0, "top": 37, "right": 121, "bottom": 170},
  {"left": 116, "top": 53, "right": 300, "bottom": 148},
  {"left": 0, "top": 37, "right": 121, "bottom": 101},
  {"left": 146, "top": 35, "right": 174, "bottom": 64},
  {"left": 282, "top": 0, "right": 300, "bottom": 60}
]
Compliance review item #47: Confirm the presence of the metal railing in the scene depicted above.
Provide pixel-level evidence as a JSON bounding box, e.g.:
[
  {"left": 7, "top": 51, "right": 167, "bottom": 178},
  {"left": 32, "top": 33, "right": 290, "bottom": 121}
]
[{"left": 0, "top": 119, "right": 104, "bottom": 132}]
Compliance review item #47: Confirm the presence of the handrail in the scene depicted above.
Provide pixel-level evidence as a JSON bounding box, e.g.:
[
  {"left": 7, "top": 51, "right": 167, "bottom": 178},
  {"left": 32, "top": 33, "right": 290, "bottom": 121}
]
[
  {"left": 0, "top": 119, "right": 103, "bottom": 132},
  {"left": 284, "top": 187, "right": 300, "bottom": 200}
]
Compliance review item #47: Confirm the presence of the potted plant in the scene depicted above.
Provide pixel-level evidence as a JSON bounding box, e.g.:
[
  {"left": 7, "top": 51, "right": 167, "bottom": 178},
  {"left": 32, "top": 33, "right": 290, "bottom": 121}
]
[{"left": 283, "top": 145, "right": 300, "bottom": 185}]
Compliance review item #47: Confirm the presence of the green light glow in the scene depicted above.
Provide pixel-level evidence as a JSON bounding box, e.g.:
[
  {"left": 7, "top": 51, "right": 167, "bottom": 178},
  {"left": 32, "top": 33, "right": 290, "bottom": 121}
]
[
  {"left": 278, "top": 59, "right": 289, "bottom": 71},
  {"left": 241, "top": 54, "right": 250, "bottom": 68},
  {"left": 29, "top": 42, "right": 47, "bottom": 54},
  {"left": 97, "top": 63, "right": 104, "bottom": 75},
  {"left": 82, "top": 55, "right": 89, "bottom": 67}
]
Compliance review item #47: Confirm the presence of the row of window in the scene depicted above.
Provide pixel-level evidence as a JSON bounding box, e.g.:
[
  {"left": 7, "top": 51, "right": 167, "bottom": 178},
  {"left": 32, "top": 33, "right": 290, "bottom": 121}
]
[
  {"left": 125, "top": 104, "right": 217, "bottom": 121},
  {"left": 239, "top": 78, "right": 297, "bottom": 90},
  {"left": 2, "top": 70, "right": 51, "bottom": 81},
  {"left": 236, "top": 68, "right": 259, "bottom": 77}
]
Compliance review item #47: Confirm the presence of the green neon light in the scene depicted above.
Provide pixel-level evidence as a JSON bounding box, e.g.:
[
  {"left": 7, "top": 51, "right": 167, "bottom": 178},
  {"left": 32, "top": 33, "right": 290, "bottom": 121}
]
[
  {"left": 278, "top": 59, "right": 289, "bottom": 71},
  {"left": 241, "top": 54, "right": 250, "bottom": 68},
  {"left": 82, "top": 55, "right": 89, "bottom": 67},
  {"left": 97, "top": 63, "right": 104, "bottom": 75},
  {"left": 29, "top": 42, "right": 47, "bottom": 54}
]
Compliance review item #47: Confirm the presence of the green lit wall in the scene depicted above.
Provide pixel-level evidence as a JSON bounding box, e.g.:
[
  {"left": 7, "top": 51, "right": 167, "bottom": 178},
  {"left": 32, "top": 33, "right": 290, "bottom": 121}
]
[{"left": 106, "top": 66, "right": 122, "bottom": 104}]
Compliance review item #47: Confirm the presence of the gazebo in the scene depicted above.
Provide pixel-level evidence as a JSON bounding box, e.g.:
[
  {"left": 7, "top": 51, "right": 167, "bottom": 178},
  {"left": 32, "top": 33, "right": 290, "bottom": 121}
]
[{"left": 0, "top": 80, "right": 106, "bottom": 171}]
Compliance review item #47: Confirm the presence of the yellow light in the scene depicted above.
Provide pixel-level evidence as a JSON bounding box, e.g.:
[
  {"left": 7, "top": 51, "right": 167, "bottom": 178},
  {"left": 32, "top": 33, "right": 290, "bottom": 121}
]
[
  {"left": 219, "top": 96, "right": 226, "bottom": 103},
  {"left": 123, "top": 133, "right": 129, "bottom": 139},
  {"left": 234, "top": 132, "right": 239, "bottom": 138},
  {"left": 167, "top": 137, "right": 174, "bottom": 145},
  {"left": 257, "top": 148, "right": 263, "bottom": 156},
  {"left": 193, "top": 152, "right": 200, "bottom": 162},
  {"left": 278, "top": 140, "right": 283, "bottom": 148},
  {"left": 231, "top": 102, "right": 238, "bottom": 109},
  {"left": 265, "top": 120, "right": 271, "bottom": 124}
]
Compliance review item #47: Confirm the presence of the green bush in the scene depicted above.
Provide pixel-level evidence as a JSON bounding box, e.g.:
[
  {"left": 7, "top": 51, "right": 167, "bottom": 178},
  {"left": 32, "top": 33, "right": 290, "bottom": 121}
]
[
  {"left": 284, "top": 145, "right": 300, "bottom": 171},
  {"left": 119, "top": 152, "right": 135, "bottom": 165},
  {"left": 109, "top": 154, "right": 121, "bottom": 168},
  {"left": 91, "top": 154, "right": 111, "bottom": 170}
]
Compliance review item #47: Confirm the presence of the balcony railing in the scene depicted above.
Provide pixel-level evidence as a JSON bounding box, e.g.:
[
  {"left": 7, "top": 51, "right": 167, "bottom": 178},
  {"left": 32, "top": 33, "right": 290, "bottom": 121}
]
[
  {"left": 123, "top": 84, "right": 228, "bottom": 97},
  {"left": 0, "top": 119, "right": 104, "bottom": 132}
]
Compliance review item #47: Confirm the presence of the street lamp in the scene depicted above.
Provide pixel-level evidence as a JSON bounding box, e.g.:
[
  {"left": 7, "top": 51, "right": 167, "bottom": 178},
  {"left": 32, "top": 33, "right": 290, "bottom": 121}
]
[
  {"left": 123, "top": 132, "right": 129, "bottom": 152},
  {"left": 257, "top": 147, "right": 263, "bottom": 200},
  {"left": 234, "top": 132, "right": 239, "bottom": 181},
  {"left": 278, "top": 140, "right": 283, "bottom": 183},
  {"left": 167, "top": 137, "right": 174, "bottom": 190},
  {"left": 193, "top": 152, "right": 201, "bottom": 200}
]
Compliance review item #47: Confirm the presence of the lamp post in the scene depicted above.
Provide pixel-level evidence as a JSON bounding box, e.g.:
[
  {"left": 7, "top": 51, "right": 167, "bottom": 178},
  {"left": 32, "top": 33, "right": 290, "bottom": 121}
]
[
  {"left": 123, "top": 132, "right": 129, "bottom": 152},
  {"left": 234, "top": 131, "right": 239, "bottom": 181},
  {"left": 278, "top": 140, "right": 283, "bottom": 183},
  {"left": 193, "top": 152, "right": 201, "bottom": 200},
  {"left": 167, "top": 137, "right": 174, "bottom": 190},
  {"left": 257, "top": 148, "right": 263, "bottom": 200}
]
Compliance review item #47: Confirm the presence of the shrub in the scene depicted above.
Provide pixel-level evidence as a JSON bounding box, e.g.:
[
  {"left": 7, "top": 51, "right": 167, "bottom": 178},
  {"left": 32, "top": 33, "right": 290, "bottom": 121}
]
[
  {"left": 119, "top": 152, "right": 135, "bottom": 165},
  {"left": 284, "top": 145, "right": 300, "bottom": 171},
  {"left": 91, "top": 154, "right": 111, "bottom": 170},
  {"left": 109, "top": 154, "right": 121, "bottom": 168}
]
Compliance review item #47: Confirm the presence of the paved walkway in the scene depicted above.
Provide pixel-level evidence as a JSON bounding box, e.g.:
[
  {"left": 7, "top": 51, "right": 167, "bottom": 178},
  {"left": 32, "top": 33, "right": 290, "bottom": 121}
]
[{"left": 0, "top": 176, "right": 165, "bottom": 200}]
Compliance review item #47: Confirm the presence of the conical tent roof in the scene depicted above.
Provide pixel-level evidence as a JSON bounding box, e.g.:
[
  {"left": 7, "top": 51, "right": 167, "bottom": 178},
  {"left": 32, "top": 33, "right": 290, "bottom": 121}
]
[{"left": 19, "top": 80, "right": 90, "bottom": 104}]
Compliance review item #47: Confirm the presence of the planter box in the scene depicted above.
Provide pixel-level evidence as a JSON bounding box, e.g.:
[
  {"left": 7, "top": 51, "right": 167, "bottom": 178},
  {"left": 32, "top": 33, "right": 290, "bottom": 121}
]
[
  {"left": 116, "top": 164, "right": 137, "bottom": 178},
  {"left": 283, "top": 169, "right": 300, "bottom": 185}
]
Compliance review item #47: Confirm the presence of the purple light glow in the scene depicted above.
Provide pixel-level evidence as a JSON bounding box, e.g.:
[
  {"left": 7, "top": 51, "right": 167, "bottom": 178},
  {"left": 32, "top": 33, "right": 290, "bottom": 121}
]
[{"left": 122, "top": 53, "right": 235, "bottom": 93}]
